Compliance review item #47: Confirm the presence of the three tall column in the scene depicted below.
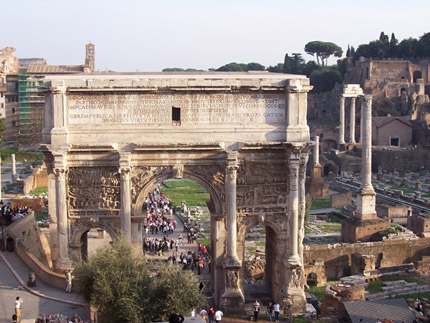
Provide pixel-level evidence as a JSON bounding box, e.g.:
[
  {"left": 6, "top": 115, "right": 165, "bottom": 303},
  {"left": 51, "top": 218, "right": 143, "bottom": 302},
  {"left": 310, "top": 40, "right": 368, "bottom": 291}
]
[{"left": 339, "top": 96, "right": 346, "bottom": 146}]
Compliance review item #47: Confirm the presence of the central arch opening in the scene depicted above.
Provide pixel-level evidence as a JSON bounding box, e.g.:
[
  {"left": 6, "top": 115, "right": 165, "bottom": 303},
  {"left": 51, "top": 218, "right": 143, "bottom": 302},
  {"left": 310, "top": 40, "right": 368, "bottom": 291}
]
[
  {"left": 140, "top": 178, "right": 214, "bottom": 282},
  {"left": 81, "top": 228, "right": 113, "bottom": 261},
  {"left": 243, "top": 223, "right": 278, "bottom": 304}
]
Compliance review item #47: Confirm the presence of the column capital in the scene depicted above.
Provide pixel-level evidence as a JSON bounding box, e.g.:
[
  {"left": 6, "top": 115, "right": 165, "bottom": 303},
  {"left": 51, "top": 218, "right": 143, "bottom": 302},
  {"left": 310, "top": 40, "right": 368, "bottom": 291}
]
[
  {"left": 362, "top": 94, "right": 372, "bottom": 105},
  {"left": 119, "top": 167, "right": 131, "bottom": 177},
  {"left": 54, "top": 168, "right": 67, "bottom": 178}
]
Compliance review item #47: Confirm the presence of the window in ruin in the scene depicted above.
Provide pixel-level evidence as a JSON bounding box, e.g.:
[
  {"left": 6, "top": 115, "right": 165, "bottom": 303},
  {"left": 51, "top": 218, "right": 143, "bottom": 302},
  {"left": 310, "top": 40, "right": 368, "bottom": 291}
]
[
  {"left": 172, "top": 106, "right": 181, "bottom": 125},
  {"left": 390, "top": 137, "right": 400, "bottom": 147},
  {"left": 12, "top": 107, "right": 15, "bottom": 113},
  {"left": 413, "top": 71, "right": 422, "bottom": 83}
]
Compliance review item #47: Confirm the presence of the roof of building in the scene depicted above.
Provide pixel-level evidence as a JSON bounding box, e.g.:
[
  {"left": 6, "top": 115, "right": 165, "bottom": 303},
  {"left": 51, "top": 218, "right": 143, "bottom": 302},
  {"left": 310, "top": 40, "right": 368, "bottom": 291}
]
[
  {"left": 343, "top": 299, "right": 415, "bottom": 323},
  {"left": 19, "top": 58, "right": 47, "bottom": 67},
  {"left": 26, "top": 64, "right": 84, "bottom": 74},
  {"left": 372, "top": 116, "right": 412, "bottom": 129}
]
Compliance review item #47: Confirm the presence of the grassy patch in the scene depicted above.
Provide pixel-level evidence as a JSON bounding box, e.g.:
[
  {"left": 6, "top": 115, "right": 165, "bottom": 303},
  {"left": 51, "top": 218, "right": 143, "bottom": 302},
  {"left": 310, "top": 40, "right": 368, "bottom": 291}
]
[
  {"left": 305, "top": 226, "right": 312, "bottom": 234},
  {"left": 311, "top": 198, "right": 331, "bottom": 210},
  {"left": 35, "top": 207, "right": 48, "bottom": 221},
  {"left": 305, "top": 285, "right": 326, "bottom": 301},
  {"left": 3, "top": 182, "right": 23, "bottom": 193},
  {"left": 315, "top": 224, "right": 341, "bottom": 233},
  {"left": 329, "top": 214, "right": 341, "bottom": 223},
  {"left": 0, "top": 148, "right": 43, "bottom": 163},
  {"left": 368, "top": 280, "right": 384, "bottom": 293},
  {"left": 161, "top": 179, "right": 210, "bottom": 208},
  {"left": 29, "top": 187, "right": 48, "bottom": 196}
]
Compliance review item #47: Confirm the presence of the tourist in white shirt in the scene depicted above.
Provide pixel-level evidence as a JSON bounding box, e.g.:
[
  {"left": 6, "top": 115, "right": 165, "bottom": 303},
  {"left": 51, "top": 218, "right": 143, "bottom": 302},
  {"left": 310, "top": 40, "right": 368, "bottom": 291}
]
[
  {"left": 214, "top": 309, "right": 223, "bottom": 322},
  {"left": 273, "top": 302, "right": 280, "bottom": 322}
]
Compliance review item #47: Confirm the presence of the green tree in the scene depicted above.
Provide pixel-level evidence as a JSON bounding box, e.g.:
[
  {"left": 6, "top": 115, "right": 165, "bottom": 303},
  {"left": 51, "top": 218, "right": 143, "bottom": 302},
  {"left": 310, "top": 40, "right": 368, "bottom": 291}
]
[
  {"left": 304, "top": 41, "right": 343, "bottom": 66},
  {"left": 216, "top": 62, "right": 248, "bottom": 71},
  {"left": 310, "top": 67, "right": 343, "bottom": 93},
  {"left": 267, "top": 63, "right": 284, "bottom": 73},
  {"left": 247, "top": 62, "right": 265, "bottom": 71},
  {"left": 75, "top": 237, "right": 205, "bottom": 323}
]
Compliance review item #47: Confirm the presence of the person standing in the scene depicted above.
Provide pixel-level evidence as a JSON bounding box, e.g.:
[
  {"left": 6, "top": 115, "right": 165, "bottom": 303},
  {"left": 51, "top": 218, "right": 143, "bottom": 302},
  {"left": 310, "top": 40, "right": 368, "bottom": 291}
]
[
  {"left": 253, "top": 300, "right": 261, "bottom": 322},
  {"left": 273, "top": 302, "right": 280, "bottom": 323},
  {"left": 207, "top": 307, "right": 215, "bottom": 323},
  {"left": 14, "top": 297, "right": 23, "bottom": 322},
  {"left": 267, "top": 302, "right": 274, "bottom": 322},
  {"left": 65, "top": 270, "right": 74, "bottom": 293},
  {"left": 214, "top": 309, "right": 223, "bottom": 322}
]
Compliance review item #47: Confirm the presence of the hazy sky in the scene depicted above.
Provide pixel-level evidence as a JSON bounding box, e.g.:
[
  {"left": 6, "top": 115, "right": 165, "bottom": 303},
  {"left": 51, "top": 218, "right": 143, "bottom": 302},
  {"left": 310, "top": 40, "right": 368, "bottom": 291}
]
[{"left": 3, "top": 0, "right": 429, "bottom": 72}]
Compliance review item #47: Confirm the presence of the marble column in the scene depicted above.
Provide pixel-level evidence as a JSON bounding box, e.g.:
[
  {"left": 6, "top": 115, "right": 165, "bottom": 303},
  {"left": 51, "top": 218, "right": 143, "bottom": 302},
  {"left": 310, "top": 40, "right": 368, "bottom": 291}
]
[
  {"left": 349, "top": 97, "right": 357, "bottom": 144},
  {"left": 221, "top": 152, "right": 244, "bottom": 311},
  {"left": 313, "top": 136, "right": 320, "bottom": 166},
  {"left": 359, "top": 97, "right": 364, "bottom": 144},
  {"left": 0, "top": 157, "right": 2, "bottom": 201},
  {"left": 356, "top": 95, "right": 376, "bottom": 220},
  {"left": 120, "top": 167, "right": 132, "bottom": 242},
  {"left": 54, "top": 168, "right": 72, "bottom": 270},
  {"left": 225, "top": 154, "right": 239, "bottom": 264},
  {"left": 288, "top": 157, "right": 300, "bottom": 265},
  {"left": 11, "top": 154, "right": 16, "bottom": 181},
  {"left": 339, "top": 96, "right": 345, "bottom": 146}
]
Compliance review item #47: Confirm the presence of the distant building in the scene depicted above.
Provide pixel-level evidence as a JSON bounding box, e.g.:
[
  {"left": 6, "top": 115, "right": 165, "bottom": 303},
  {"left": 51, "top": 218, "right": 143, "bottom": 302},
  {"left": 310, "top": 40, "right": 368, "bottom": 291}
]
[
  {"left": 0, "top": 44, "right": 95, "bottom": 150},
  {"left": 372, "top": 116, "right": 412, "bottom": 147}
]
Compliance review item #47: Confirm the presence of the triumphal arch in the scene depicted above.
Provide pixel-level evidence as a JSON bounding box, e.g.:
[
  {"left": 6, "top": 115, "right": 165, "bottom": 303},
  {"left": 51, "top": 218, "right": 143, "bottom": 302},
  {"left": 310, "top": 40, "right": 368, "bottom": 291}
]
[{"left": 40, "top": 72, "right": 313, "bottom": 313}]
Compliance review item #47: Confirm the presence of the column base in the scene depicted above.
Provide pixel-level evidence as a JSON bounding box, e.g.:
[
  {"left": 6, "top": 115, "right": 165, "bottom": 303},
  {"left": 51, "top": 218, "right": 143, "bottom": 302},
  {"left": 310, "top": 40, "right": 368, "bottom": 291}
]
[
  {"left": 286, "top": 255, "right": 301, "bottom": 267},
  {"left": 54, "top": 258, "right": 73, "bottom": 273},
  {"left": 282, "top": 290, "right": 306, "bottom": 316},
  {"left": 221, "top": 289, "right": 245, "bottom": 314},
  {"left": 224, "top": 256, "right": 241, "bottom": 268}
]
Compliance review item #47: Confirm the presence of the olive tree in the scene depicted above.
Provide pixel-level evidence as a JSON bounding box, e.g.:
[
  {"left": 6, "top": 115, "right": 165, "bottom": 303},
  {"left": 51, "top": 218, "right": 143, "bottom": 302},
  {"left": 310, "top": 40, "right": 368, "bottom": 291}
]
[{"left": 75, "top": 237, "right": 205, "bottom": 323}]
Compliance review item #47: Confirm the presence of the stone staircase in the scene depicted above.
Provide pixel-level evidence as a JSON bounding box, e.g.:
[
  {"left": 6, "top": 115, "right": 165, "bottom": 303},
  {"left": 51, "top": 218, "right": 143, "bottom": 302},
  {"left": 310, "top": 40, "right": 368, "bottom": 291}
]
[{"left": 366, "top": 280, "right": 430, "bottom": 300}]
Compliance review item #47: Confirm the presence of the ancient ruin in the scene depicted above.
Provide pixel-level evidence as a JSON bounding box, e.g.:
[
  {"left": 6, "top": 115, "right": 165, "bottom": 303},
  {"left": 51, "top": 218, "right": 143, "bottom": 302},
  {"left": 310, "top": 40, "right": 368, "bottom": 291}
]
[{"left": 40, "top": 72, "right": 313, "bottom": 313}]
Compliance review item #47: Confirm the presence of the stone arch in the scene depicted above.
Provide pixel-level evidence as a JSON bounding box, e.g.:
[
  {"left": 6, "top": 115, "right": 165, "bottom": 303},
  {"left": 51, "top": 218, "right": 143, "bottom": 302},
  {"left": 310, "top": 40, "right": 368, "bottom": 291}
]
[
  {"left": 238, "top": 213, "right": 284, "bottom": 301},
  {"left": 306, "top": 272, "right": 318, "bottom": 286},
  {"left": 132, "top": 169, "right": 224, "bottom": 217},
  {"left": 413, "top": 70, "right": 422, "bottom": 83},
  {"left": 69, "top": 218, "right": 120, "bottom": 261}
]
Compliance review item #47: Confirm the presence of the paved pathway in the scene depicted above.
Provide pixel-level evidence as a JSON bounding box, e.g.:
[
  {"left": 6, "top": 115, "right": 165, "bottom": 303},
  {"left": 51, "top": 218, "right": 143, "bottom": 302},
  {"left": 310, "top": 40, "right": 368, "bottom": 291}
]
[{"left": 0, "top": 251, "right": 89, "bottom": 323}]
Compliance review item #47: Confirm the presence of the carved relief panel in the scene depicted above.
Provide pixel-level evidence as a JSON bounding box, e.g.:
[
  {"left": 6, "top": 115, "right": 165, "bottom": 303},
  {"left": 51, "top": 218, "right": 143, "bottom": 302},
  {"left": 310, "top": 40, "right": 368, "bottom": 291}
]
[
  {"left": 189, "top": 165, "right": 225, "bottom": 203},
  {"left": 237, "top": 160, "right": 288, "bottom": 210},
  {"left": 130, "top": 166, "right": 171, "bottom": 204},
  {"left": 68, "top": 167, "right": 120, "bottom": 216}
]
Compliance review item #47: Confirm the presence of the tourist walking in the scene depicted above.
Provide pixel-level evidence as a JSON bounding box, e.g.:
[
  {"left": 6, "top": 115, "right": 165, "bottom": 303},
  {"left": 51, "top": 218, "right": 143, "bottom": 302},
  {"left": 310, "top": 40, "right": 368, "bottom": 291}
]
[
  {"left": 65, "top": 270, "right": 74, "bottom": 293},
  {"left": 14, "top": 296, "right": 23, "bottom": 322},
  {"left": 253, "top": 300, "right": 260, "bottom": 322},
  {"left": 214, "top": 309, "right": 223, "bottom": 322},
  {"left": 273, "top": 302, "right": 280, "bottom": 323},
  {"left": 267, "top": 302, "right": 274, "bottom": 322}
]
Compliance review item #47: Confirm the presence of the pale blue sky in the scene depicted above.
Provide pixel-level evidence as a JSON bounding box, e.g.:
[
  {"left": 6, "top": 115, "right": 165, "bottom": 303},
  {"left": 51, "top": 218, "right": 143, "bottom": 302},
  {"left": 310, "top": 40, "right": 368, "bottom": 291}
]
[{"left": 3, "top": 0, "right": 429, "bottom": 72}]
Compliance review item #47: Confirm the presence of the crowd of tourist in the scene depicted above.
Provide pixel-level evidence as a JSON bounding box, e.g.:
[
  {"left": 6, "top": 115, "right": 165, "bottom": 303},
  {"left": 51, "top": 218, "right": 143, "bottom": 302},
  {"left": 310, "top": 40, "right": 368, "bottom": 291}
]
[
  {"left": 35, "top": 312, "right": 87, "bottom": 323},
  {"left": 1, "top": 203, "right": 32, "bottom": 226}
]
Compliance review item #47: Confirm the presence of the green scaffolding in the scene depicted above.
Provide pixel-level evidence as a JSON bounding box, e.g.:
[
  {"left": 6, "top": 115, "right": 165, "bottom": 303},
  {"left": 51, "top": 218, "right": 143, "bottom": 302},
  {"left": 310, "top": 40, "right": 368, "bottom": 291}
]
[{"left": 18, "top": 70, "right": 43, "bottom": 149}]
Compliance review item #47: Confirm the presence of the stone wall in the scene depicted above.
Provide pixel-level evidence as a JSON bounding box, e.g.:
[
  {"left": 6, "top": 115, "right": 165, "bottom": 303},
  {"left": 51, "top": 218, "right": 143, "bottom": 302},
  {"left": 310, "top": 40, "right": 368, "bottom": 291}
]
[
  {"left": 341, "top": 218, "right": 390, "bottom": 243},
  {"left": 373, "top": 149, "right": 430, "bottom": 172},
  {"left": 376, "top": 204, "right": 412, "bottom": 219},
  {"left": 303, "top": 238, "right": 430, "bottom": 280},
  {"left": 10, "top": 196, "right": 45, "bottom": 213},
  {"left": 407, "top": 214, "right": 430, "bottom": 236},
  {"left": 330, "top": 191, "right": 352, "bottom": 208}
]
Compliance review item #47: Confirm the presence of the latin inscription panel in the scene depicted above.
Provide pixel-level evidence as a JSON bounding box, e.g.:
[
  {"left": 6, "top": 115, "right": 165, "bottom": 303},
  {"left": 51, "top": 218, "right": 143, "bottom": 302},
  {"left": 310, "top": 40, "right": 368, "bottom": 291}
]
[{"left": 67, "top": 93, "right": 286, "bottom": 126}]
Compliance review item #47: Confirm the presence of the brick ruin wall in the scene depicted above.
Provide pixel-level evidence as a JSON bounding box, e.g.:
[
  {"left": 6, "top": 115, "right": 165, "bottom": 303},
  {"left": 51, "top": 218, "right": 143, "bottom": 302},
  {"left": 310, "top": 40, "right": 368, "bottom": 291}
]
[{"left": 303, "top": 238, "right": 430, "bottom": 279}]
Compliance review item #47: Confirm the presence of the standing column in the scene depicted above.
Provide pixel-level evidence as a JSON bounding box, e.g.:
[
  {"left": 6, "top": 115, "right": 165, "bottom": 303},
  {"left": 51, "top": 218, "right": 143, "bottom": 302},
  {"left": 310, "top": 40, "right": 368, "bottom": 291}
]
[
  {"left": 225, "top": 155, "right": 239, "bottom": 264},
  {"left": 313, "top": 136, "right": 320, "bottom": 166},
  {"left": 120, "top": 167, "right": 132, "bottom": 242},
  {"left": 339, "top": 96, "right": 345, "bottom": 146},
  {"left": 54, "top": 168, "right": 72, "bottom": 270},
  {"left": 361, "top": 95, "right": 374, "bottom": 191},
  {"left": 0, "top": 157, "right": 2, "bottom": 201},
  {"left": 356, "top": 95, "right": 376, "bottom": 220},
  {"left": 288, "top": 157, "right": 300, "bottom": 265},
  {"left": 11, "top": 154, "right": 16, "bottom": 181},
  {"left": 359, "top": 97, "right": 364, "bottom": 144},
  {"left": 349, "top": 97, "right": 357, "bottom": 144}
]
